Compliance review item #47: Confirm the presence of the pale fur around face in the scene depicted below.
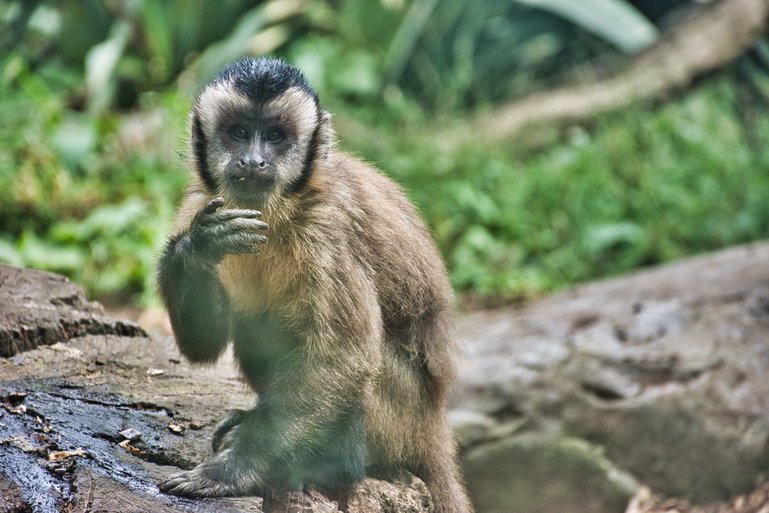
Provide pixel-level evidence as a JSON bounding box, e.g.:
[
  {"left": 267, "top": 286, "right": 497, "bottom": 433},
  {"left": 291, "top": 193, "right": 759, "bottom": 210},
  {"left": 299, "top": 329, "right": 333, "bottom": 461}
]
[
  {"left": 193, "top": 82, "right": 322, "bottom": 211},
  {"left": 197, "top": 83, "right": 318, "bottom": 146},
  {"left": 195, "top": 81, "right": 252, "bottom": 139},
  {"left": 261, "top": 87, "right": 319, "bottom": 146}
]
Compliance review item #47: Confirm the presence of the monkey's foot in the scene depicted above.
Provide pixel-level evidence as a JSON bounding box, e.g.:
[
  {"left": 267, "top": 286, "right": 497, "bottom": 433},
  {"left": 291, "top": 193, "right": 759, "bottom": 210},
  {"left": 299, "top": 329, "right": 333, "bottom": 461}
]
[
  {"left": 160, "top": 468, "right": 240, "bottom": 497},
  {"left": 159, "top": 449, "right": 262, "bottom": 498}
]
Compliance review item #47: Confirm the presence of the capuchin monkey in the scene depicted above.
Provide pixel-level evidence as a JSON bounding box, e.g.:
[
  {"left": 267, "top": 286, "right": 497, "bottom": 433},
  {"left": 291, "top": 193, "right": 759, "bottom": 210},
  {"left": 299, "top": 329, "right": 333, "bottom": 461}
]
[{"left": 157, "top": 57, "right": 472, "bottom": 513}]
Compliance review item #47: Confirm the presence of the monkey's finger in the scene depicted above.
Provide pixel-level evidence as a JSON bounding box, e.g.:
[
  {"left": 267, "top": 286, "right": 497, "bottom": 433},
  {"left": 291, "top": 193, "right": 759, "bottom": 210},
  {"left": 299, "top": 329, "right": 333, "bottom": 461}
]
[
  {"left": 159, "top": 472, "right": 192, "bottom": 494},
  {"left": 160, "top": 475, "right": 218, "bottom": 497},
  {"left": 194, "top": 198, "right": 226, "bottom": 225},
  {"left": 218, "top": 217, "right": 269, "bottom": 232},
  {"left": 214, "top": 209, "right": 265, "bottom": 221},
  {"left": 199, "top": 214, "right": 267, "bottom": 232},
  {"left": 219, "top": 233, "right": 268, "bottom": 254},
  {"left": 160, "top": 471, "right": 236, "bottom": 497},
  {"left": 204, "top": 197, "right": 225, "bottom": 213}
]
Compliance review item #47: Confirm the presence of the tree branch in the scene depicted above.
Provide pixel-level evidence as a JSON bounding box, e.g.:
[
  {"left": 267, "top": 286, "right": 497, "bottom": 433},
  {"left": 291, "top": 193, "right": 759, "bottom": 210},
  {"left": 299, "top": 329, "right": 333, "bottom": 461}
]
[{"left": 473, "top": 0, "right": 769, "bottom": 142}]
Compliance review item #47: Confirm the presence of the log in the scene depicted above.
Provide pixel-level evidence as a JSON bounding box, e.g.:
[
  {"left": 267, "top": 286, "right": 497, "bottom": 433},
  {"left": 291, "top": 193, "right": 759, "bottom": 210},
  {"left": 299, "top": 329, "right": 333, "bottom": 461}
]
[
  {"left": 0, "top": 265, "right": 431, "bottom": 513},
  {"left": 473, "top": 0, "right": 769, "bottom": 141},
  {"left": 0, "top": 265, "right": 143, "bottom": 357}
]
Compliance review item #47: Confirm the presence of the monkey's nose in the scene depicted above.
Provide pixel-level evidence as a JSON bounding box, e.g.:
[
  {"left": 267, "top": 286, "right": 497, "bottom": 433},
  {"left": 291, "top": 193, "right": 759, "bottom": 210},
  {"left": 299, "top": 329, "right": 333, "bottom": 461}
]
[{"left": 239, "top": 157, "right": 267, "bottom": 169}]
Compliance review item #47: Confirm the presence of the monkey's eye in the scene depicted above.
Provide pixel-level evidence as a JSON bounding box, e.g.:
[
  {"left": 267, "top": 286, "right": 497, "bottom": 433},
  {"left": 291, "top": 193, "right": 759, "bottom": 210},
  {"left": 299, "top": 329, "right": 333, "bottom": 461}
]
[
  {"left": 263, "top": 127, "right": 285, "bottom": 144},
  {"left": 229, "top": 125, "right": 250, "bottom": 140}
]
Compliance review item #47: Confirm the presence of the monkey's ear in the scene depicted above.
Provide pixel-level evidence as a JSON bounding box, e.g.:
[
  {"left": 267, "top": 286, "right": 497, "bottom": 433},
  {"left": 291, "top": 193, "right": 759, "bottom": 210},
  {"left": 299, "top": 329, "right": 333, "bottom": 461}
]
[{"left": 314, "top": 110, "right": 336, "bottom": 161}]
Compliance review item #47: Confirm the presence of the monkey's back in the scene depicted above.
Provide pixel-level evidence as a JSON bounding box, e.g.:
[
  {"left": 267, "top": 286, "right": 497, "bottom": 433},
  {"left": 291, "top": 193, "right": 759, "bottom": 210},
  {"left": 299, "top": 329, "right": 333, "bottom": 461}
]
[
  {"left": 342, "top": 156, "right": 449, "bottom": 286},
  {"left": 325, "top": 153, "right": 455, "bottom": 338},
  {"left": 311, "top": 154, "right": 460, "bottom": 466}
]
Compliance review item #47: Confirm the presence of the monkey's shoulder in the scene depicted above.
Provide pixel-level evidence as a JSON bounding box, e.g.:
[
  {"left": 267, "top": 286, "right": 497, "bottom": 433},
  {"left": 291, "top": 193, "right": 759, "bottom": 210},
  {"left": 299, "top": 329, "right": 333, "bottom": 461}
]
[{"left": 308, "top": 152, "right": 427, "bottom": 231}]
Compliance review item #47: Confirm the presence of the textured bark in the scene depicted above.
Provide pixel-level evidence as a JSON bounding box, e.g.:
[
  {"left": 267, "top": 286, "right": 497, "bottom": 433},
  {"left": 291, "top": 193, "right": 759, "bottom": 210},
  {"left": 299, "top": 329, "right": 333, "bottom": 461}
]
[
  {"left": 0, "top": 265, "right": 431, "bottom": 513},
  {"left": 474, "top": 0, "right": 769, "bottom": 141},
  {"left": 0, "top": 264, "right": 144, "bottom": 357}
]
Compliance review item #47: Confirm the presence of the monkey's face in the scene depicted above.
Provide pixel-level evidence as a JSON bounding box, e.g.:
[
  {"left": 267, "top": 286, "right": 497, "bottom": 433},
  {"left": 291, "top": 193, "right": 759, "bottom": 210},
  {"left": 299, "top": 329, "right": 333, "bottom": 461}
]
[
  {"left": 192, "top": 76, "right": 321, "bottom": 208},
  {"left": 214, "top": 104, "right": 292, "bottom": 204}
]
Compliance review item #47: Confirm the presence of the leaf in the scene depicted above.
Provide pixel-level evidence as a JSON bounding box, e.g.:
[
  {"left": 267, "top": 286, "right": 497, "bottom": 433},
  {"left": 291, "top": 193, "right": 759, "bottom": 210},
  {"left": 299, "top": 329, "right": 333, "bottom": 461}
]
[
  {"left": 53, "top": 199, "right": 150, "bottom": 241},
  {"left": 584, "top": 222, "right": 643, "bottom": 253},
  {"left": 0, "top": 239, "right": 22, "bottom": 267},
  {"left": 17, "top": 231, "right": 83, "bottom": 273},
  {"left": 511, "top": 0, "right": 658, "bottom": 53},
  {"left": 182, "top": 0, "right": 307, "bottom": 92},
  {"left": 49, "top": 115, "right": 97, "bottom": 169},
  {"left": 384, "top": 0, "right": 440, "bottom": 83},
  {"left": 137, "top": 1, "right": 173, "bottom": 82},
  {"left": 85, "top": 19, "right": 131, "bottom": 112}
]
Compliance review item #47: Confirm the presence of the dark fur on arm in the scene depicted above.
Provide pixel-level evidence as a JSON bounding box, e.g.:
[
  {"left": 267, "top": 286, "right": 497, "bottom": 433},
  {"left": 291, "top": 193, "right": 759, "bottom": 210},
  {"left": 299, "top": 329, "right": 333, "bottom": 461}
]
[{"left": 157, "top": 232, "right": 231, "bottom": 363}]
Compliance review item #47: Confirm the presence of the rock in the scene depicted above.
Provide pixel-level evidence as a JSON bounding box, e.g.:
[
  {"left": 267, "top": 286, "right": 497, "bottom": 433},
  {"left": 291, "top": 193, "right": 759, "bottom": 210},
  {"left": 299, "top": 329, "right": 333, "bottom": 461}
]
[
  {"left": 456, "top": 243, "right": 769, "bottom": 512},
  {"left": 263, "top": 472, "right": 433, "bottom": 513},
  {"left": 625, "top": 482, "right": 769, "bottom": 513},
  {"left": 0, "top": 265, "right": 431, "bottom": 512},
  {"left": 347, "top": 471, "right": 433, "bottom": 512},
  {"left": 464, "top": 435, "right": 638, "bottom": 513},
  {"left": 0, "top": 264, "right": 144, "bottom": 357}
]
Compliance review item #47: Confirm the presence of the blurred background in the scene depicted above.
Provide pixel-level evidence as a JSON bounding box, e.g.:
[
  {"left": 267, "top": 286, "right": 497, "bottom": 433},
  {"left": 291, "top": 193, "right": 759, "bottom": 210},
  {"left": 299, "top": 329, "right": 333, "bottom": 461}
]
[{"left": 1, "top": 0, "right": 768, "bottom": 311}]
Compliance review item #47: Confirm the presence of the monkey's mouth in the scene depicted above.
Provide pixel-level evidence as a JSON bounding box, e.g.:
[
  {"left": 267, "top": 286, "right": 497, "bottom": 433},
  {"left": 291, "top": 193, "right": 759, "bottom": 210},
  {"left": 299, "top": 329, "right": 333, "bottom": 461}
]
[{"left": 226, "top": 170, "right": 277, "bottom": 202}]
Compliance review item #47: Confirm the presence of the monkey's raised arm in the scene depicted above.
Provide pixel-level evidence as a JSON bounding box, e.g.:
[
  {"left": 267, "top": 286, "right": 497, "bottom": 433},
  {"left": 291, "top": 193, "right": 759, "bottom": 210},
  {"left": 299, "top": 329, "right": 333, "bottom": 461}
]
[{"left": 157, "top": 196, "right": 268, "bottom": 363}]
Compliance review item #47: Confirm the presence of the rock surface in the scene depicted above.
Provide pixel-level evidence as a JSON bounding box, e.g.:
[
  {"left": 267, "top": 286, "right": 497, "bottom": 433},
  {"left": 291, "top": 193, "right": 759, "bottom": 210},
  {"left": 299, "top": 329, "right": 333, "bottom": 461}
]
[
  {"left": 454, "top": 243, "right": 769, "bottom": 513},
  {"left": 0, "top": 264, "right": 143, "bottom": 357},
  {"left": 0, "top": 265, "right": 431, "bottom": 513},
  {"left": 3, "top": 242, "right": 769, "bottom": 513},
  {"left": 625, "top": 482, "right": 769, "bottom": 513}
]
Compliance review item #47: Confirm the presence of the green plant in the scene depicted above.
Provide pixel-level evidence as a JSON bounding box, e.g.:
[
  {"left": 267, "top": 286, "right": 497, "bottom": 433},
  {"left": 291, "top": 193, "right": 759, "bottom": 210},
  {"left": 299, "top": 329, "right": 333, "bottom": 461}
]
[
  {"left": 2, "top": 1, "right": 768, "bottom": 308},
  {"left": 337, "top": 73, "right": 769, "bottom": 303}
]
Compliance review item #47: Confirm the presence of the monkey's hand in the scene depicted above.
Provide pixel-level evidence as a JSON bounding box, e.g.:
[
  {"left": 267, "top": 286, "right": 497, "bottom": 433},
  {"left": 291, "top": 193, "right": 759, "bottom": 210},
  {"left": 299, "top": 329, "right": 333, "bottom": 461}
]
[
  {"left": 159, "top": 448, "right": 262, "bottom": 498},
  {"left": 184, "top": 197, "right": 268, "bottom": 268},
  {"left": 158, "top": 196, "right": 267, "bottom": 363}
]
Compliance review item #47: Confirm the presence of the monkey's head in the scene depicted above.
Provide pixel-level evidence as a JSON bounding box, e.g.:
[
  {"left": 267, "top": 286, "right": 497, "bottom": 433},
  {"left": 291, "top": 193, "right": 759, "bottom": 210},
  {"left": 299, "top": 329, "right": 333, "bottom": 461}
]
[{"left": 191, "top": 57, "right": 333, "bottom": 208}]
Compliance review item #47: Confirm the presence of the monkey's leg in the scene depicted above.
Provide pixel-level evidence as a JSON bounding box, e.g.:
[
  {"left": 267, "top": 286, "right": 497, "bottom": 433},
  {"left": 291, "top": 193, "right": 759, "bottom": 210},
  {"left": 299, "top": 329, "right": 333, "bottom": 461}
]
[
  {"left": 211, "top": 408, "right": 248, "bottom": 453},
  {"left": 159, "top": 350, "right": 372, "bottom": 497}
]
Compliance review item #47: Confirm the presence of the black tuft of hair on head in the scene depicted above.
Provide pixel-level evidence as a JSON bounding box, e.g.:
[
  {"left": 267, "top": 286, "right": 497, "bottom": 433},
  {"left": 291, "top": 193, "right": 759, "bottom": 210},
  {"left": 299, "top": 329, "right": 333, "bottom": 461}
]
[{"left": 212, "top": 57, "right": 318, "bottom": 105}]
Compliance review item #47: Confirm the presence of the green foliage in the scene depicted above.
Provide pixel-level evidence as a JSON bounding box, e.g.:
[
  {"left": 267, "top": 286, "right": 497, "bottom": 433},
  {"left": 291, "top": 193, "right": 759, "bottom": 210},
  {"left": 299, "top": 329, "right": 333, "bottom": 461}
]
[
  {"left": 512, "top": 0, "right": 658, "bottom": 53},
  {"left": 0, "top": 56, "right": 188, "bottom": 305},
  {"left": 339, "top": 75, "right": 769, "bottom": 302},
  {"left": 1, "top": 0, "right": 767, "bottom": 308},
  {"left": 2, "top": 1, "right": 306, "bottom": 109}
]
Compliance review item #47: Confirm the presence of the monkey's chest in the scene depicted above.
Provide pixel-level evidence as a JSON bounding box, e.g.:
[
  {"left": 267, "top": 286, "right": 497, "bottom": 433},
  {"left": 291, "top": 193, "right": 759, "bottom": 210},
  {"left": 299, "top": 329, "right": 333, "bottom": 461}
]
[{"left": 218, "top": 251, "right": 302, "bottom": 313}]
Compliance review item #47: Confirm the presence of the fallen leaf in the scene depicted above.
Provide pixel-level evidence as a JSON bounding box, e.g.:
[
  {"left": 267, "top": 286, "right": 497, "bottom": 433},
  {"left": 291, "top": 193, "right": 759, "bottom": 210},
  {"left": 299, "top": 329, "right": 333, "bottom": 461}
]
[
  {"left": 48, "top": 448, "right": 86, "bottom": 462},
  {"left": 118, "top": 439, "right": 145, "bottom": 457}
]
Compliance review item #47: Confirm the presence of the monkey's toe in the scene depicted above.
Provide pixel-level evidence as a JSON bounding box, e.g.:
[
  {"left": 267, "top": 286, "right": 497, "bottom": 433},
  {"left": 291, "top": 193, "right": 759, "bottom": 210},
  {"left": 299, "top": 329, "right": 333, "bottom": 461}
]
[{"left": 159, "top": 470, "right": 238, "bottom": 498}]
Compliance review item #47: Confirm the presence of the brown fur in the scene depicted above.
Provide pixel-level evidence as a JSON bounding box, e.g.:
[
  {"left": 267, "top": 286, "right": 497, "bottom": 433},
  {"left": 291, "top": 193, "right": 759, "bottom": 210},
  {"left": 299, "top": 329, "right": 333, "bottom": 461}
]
[{"left": 162, "top": 61, "right": 472, "bottom": 512}]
